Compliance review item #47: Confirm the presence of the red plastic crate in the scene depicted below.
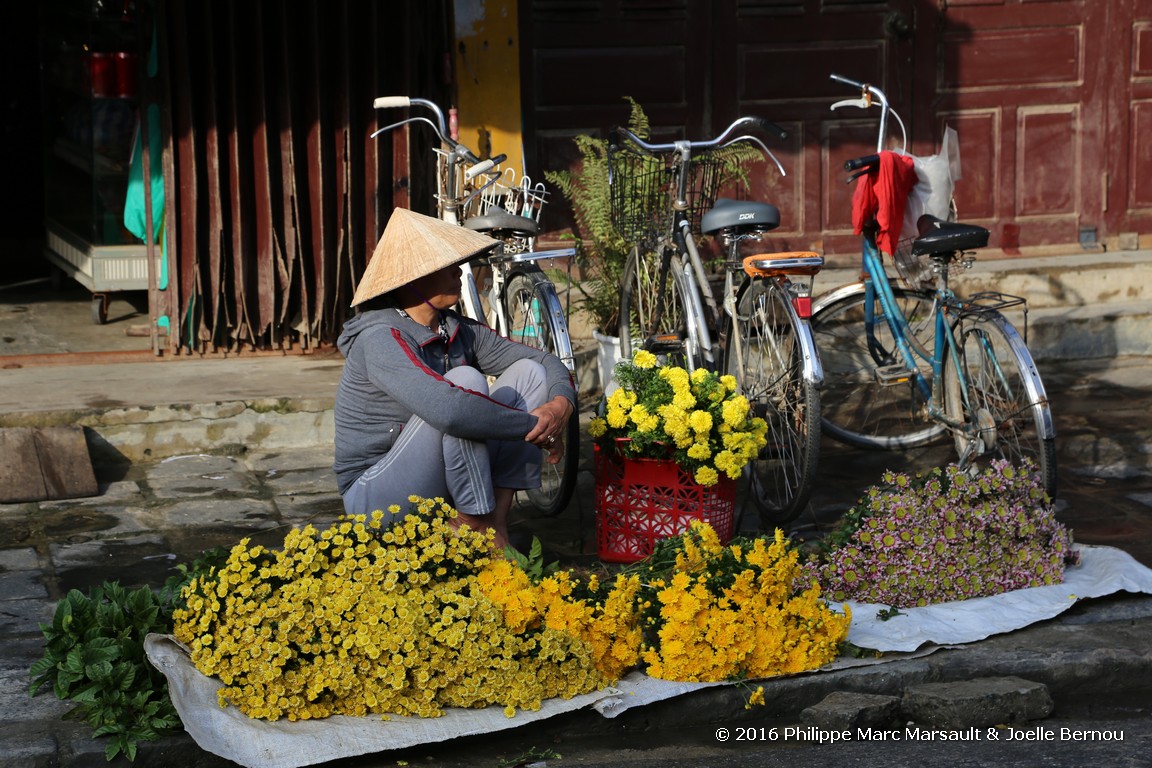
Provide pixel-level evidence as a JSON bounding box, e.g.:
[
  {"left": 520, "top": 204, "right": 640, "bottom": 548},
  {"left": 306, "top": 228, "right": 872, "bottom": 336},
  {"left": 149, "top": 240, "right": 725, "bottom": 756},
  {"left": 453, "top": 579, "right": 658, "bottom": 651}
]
[{"left": 593, "top": 443, "right": 736, "bottom": 563}]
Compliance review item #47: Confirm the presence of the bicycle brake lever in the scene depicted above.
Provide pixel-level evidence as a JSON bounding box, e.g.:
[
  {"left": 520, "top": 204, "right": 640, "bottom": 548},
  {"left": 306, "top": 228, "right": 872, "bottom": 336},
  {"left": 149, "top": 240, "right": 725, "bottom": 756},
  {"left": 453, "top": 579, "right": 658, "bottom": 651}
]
[
  {"left": 725, "top": 135, "right": 787, "bottom": 178},
  {"left": 370, "top": 115, "right": 439, "bottom": 139},
  {"left": 830, "top": 98, "right": 872, "bottom": 111}
]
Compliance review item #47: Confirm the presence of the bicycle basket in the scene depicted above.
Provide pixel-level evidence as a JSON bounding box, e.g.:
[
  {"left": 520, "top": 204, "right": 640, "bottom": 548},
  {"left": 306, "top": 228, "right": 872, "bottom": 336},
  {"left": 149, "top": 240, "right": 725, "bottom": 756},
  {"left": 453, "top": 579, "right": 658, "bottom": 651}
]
[
  {"left": 892, "top": 237, "right": 936, "bottom": 290},
  {"left": 472, "top": 167, "right": 551, "bottom": 253},
  {"left": 609, "top": 148, "right": 727, "bottom": 247},
  {"left": 892, "top": 197, "right": 964, "bottom": 290}
]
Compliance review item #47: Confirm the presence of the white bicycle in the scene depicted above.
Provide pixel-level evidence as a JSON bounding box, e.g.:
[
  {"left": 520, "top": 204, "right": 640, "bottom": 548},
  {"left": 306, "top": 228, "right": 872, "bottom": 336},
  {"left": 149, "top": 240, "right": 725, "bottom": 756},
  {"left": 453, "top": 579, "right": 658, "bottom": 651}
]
[{"left": 372, "top": 97, "right": 579, "bottom": 516}]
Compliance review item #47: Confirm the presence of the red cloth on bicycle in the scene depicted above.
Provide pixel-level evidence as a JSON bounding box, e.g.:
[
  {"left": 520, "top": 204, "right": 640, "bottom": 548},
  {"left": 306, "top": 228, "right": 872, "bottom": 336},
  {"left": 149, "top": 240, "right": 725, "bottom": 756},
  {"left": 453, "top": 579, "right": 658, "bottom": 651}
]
[{"left": 851, "top": 151, "right": 918, "bottom": 258}]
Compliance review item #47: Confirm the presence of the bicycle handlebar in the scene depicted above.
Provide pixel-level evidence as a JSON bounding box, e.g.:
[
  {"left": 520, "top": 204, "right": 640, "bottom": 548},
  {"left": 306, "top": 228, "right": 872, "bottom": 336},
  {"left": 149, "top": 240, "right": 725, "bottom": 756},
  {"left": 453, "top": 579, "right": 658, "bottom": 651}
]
[
  {"left": 844, "top": 154, "right": 880, "bottom": 172},
  {"left": 829, "top": 73, "right": 892, "bottom": 153},
  {"left": 612, "top": 115, "right": 786, "bottom": 154},
  {"left": 371, "top": 96, "right": 482, "bottom": 165},
  {"left": 611, "top": 115, "right": 788, "bottom": 176}
]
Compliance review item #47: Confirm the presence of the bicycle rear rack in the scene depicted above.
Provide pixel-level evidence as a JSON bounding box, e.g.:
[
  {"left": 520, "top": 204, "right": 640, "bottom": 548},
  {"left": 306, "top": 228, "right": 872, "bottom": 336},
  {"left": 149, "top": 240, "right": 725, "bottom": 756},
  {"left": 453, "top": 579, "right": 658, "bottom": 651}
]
[
  {"left": 957, "top": 291, "right": 1026, "bottom": 313},
  {"left": 954, "top": 291, "right": 1031, "bottom": 342}
]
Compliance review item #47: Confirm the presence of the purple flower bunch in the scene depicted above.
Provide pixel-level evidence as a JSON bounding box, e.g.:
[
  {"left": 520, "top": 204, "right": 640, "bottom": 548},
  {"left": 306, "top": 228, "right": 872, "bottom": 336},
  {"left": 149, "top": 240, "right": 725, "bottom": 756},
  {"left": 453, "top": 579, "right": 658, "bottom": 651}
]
[{"left": 807, "top": 460, "right": 1077, "bottom": 608}]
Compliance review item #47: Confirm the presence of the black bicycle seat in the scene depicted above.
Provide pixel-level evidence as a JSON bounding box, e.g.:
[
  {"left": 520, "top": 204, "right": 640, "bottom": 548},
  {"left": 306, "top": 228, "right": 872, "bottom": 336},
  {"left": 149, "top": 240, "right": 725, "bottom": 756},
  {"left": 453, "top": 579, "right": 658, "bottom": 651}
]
[
  {"left": 701, "top": 198, "right": 780, "bottom": 235},
  {"left": 464, "top": 210, "right": 539, "bottom": 237},
  {"left": 911, "top": 214, "right": 989, "bottom": 255}
]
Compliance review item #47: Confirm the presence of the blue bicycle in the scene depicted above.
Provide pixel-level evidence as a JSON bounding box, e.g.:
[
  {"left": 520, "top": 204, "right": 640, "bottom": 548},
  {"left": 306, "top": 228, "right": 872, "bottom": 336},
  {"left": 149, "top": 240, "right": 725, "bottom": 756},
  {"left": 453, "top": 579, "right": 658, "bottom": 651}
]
[{"left": 810, "top": 75, "right": 1057, "bottom": 497}]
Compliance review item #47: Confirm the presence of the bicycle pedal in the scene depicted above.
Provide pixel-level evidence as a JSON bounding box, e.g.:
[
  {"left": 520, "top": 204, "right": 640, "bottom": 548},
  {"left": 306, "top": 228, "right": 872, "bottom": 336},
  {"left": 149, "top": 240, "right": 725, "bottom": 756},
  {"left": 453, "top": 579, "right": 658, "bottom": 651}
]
[{"left": 874, "top": 364, "right": 915, "bottom": 385}]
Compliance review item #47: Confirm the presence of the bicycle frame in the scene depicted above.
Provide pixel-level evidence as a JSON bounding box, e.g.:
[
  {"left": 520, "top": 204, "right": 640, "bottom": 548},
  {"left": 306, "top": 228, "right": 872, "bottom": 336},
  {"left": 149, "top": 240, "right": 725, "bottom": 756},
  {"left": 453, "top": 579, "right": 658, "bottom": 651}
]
[
  {"left": 851, "top": 227, "right": 1058, "bottom": 447},
  {"left": 613, "top": 118, "right": 787, "bottom": 370}
]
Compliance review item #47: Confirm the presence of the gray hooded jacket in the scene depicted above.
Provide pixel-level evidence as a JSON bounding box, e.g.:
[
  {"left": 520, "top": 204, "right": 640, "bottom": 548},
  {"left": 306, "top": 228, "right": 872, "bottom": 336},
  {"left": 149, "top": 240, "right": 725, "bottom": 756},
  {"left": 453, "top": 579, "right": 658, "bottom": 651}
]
[{"left": 332, "top": 307, "right": 576, "bottom": 494}]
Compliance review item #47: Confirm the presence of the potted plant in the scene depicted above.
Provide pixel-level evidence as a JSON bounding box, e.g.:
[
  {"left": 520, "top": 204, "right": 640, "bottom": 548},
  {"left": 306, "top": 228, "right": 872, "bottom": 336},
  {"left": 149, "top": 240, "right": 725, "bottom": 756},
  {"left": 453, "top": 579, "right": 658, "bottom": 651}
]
[
  {"left": 547, "top": 101, "right": 767, "bottom": 392},
  {"left": 587, "top": 349, "right": 769, "bottom": 562}
]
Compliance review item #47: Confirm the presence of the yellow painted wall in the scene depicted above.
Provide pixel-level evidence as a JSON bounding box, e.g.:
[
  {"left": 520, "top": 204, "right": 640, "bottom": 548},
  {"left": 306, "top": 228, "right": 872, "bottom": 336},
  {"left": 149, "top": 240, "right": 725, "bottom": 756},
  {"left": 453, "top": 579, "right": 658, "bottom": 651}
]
[{"left": 453, "top": 0, "right": 525, "bottom": 176}]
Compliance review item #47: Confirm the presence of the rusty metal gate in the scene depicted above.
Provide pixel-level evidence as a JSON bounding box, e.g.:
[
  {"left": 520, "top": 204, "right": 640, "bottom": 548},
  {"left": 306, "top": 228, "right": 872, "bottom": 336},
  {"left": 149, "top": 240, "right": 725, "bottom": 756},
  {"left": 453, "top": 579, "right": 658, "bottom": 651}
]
[{"left": 154, "top": 0, "right": 451, "bottom": 355}]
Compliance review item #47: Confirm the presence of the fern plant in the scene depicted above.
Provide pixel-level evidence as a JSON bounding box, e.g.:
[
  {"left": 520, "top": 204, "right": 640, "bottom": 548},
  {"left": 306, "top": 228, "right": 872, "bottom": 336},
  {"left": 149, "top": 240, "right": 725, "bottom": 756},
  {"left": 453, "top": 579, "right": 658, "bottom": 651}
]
[
  {"left": 545, "top": 98, "right": 649, "bottom": 333},
  {"left": 546, "top": 99, "right": 765, "bottom": 333}
]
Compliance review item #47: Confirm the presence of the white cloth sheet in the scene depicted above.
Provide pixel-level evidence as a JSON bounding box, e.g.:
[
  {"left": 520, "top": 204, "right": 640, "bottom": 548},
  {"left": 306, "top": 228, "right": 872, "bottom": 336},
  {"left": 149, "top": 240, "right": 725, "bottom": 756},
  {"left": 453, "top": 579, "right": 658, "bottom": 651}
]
[{"left": 145, "top": 545, "right": 1152, "bottom": 768}]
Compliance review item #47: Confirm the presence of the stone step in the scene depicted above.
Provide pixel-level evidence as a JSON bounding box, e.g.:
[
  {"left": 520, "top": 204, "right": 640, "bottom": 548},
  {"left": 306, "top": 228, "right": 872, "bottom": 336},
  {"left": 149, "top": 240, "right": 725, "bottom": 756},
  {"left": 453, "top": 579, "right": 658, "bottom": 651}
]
[{"left": 812, "top": 250, "right": 1152, "bottom": 362}]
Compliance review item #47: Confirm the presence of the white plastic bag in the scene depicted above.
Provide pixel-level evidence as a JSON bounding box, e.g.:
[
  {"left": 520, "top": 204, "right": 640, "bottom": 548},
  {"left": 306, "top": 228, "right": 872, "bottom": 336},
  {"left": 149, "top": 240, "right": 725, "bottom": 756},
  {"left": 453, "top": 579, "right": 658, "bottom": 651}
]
[{"left": 903, "top": 125, "right": 961, "bottom": 237}]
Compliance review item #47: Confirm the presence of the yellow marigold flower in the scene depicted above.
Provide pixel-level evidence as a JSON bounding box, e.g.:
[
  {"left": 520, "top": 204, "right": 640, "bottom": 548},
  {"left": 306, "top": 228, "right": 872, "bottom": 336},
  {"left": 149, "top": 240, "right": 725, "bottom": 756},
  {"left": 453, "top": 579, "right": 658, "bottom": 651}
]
[
  {"left": 588, "top": 418, "right": 607, "bottom": 438},
  {"left": 693, "top": 466, "right": 719, "bottom": 486},
  {"left": 687, "top": 443, "right": 711, "bottom": 460},
  {"left": 688, "top": 409, "right": 712, "bottom": 434},
  {"left": 721, "top": 395, "right": 750, "bottom": 428},
  {"left": 632, "top": 349, "right": 658, "bottom": 369}
]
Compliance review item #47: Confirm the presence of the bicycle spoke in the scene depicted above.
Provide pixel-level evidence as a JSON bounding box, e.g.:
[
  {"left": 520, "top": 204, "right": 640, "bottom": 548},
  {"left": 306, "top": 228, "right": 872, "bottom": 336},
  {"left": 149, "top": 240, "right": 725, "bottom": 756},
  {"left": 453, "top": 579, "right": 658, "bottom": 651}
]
[
  {"left": 727, "top": 280, "right": 819, "bottom": 525},
  {"left": 810, "top": 286, "right": 945, "bottom": 449},
  {"left": 943, "top": 314, "right": 1056, "bottom": 497}
]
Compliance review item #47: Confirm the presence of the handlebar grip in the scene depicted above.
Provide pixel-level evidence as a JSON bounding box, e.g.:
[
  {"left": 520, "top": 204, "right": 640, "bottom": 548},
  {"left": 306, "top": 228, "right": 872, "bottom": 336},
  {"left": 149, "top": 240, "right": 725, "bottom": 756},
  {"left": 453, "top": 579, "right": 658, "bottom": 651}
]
[
  {"left": 607, "top": 129, "right": 621, "bottom": 149},
  {"left": 373, "top": 96, "right": 411, "bottom": 109},
  {"left": 464, "top": 159, "right": 496, "bottom": 181},
  {"left": 830, "top": 73, "right": 866, "bottom": 90},
  {"left": 753, "top": 117, "right": 788, "bottom": 140},
  {"left": 844, "top": 154, "right": 880, "bottom": 172}
]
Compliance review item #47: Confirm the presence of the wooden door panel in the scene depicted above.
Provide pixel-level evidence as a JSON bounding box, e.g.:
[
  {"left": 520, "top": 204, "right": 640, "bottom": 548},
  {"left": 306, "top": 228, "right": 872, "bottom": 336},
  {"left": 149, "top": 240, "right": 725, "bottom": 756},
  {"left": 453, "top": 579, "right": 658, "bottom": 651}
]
[
  {"left": 936, "top": 0, "right": 1105, "bottom": 251},
  {"left": 1122, "top": 9, "right": 1152, "bottom": 232}
]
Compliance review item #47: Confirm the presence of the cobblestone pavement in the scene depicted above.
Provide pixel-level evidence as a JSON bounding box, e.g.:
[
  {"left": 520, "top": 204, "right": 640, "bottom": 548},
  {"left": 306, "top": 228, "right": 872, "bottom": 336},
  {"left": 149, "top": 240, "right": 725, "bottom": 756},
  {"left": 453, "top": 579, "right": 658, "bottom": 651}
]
[{"left": 1, "top": 356, "right": 1150, "bottom": 767}]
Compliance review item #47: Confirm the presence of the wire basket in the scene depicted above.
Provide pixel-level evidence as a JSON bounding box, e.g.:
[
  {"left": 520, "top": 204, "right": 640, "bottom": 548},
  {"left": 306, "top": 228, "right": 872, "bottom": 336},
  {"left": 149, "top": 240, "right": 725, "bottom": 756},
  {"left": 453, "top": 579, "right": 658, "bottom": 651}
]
[
  {"left": 892, "top": 237, "right": 975, "bottom": 291},
  {"left": 476, "top": 168, "right": 550, "bottom": 223},
  {"left": 609, "top": 148, "right": 728, "bottom": 247},
  {"left": 470, "top": 167, "right": 551, "bottom": 253},
  {"left": 891, "top": 237, "right": 936, "bottom": 290}
]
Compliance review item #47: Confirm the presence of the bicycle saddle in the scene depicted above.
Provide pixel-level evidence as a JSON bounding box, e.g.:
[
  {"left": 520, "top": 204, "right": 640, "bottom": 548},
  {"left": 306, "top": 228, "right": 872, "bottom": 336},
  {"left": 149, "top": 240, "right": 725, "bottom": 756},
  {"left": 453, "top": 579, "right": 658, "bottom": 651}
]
[
  {"left": 911, "top": 214, "right": 989, "bottom": 256},
  {"left": 701, "top": 198, "right": 780, "bottom": 235},
  {"left": 463, "top": 209, "right": 539, "bottom": 237}
]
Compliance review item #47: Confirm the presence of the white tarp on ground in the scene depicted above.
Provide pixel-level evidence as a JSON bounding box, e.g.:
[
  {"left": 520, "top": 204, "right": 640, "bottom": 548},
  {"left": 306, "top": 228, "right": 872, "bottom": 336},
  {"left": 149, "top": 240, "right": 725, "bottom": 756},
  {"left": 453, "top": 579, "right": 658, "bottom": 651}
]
[{"left": 145, "top": 545, "right": 1152, "bottom": 768}]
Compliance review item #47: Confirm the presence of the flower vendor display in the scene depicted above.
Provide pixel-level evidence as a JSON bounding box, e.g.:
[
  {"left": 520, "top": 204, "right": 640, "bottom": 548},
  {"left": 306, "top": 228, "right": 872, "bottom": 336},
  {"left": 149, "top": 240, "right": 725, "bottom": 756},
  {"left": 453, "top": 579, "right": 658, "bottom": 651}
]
[
  {"left": 589, "top": 350, "right": 768, "bottom": 487},
  {"left": 589, "top": 350, "right": 769, "bottom": 561},
  {"left": 171, "top": 496, "right": 852, "bottom": 724},
  {"left": 629, "top": 522, "right": 851, "bottom": 682},
  {"left": 172, "top": 497, "right": 638, "bottom": 721},
  {"left": 805, "top": 460, "right": 1078, "bottom": 609}
]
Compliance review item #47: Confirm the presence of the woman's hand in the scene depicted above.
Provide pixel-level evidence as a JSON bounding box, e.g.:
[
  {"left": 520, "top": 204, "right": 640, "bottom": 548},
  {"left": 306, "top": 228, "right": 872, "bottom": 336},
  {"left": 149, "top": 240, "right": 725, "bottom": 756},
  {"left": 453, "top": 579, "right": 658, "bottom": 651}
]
[{"left": 526, "top": 395, "right": 574, "bottom": 461}]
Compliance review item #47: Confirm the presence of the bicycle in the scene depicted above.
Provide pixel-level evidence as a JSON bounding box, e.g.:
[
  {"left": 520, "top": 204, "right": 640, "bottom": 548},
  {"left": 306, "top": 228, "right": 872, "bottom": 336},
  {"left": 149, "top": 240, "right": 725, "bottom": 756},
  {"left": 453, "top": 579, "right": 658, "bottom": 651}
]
[
  {"left": 371, "top": 96, "right": 579, "bottom": 516},
  {"left": 809, "top": 74, "right": 1057, "bottom": 497},
  {"left": 609, "top": 118, "right": 825, "bottom": 525}
]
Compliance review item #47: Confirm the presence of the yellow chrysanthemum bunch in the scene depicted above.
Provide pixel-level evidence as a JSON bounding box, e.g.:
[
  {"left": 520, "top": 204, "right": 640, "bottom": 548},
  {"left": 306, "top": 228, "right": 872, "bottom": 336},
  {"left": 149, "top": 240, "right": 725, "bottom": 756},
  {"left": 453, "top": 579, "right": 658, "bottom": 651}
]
[
  {"left": 171, "top": 497, "right": 624, "bottom": 722},
  {"left": 631, "top": 522, "right": 851, "bottom": 682},
  {"left": 589, "top": 351, "right": 768, "bottom": 486}
]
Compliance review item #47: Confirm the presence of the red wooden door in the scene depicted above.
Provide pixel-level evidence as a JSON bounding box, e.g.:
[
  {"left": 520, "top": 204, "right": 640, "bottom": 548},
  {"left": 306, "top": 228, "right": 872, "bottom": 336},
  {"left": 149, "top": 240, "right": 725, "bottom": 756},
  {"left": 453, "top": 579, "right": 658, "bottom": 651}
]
[
  {"left": 929, "top": 0, "right": 1110, "bottom": 252},
  {"left": 709, "top": 0, "right": 919, "bottom": 263},
  {"left": 523, "top": 0, "right": 1149, "bottom": 259},
  {"left": 1107, "top": 0, "right": 1152, "bottom": 242}
]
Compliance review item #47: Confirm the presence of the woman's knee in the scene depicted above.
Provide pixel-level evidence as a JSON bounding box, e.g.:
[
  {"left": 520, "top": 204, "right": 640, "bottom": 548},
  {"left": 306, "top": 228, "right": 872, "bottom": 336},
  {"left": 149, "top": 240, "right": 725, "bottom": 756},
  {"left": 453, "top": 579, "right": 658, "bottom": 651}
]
[
  {"left": 444, "top": 365, "right": 488, "bottom": 393},
  {"left": 505, "top": 357, "right": 546, "bottom": 382}
]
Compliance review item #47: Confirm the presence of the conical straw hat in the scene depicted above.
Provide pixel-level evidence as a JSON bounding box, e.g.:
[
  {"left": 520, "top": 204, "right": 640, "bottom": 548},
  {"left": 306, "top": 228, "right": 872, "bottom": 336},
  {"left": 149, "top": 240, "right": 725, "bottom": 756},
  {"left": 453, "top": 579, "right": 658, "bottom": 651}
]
[{"left": 351, "top": 208, "right": 499, "bottom": 306}]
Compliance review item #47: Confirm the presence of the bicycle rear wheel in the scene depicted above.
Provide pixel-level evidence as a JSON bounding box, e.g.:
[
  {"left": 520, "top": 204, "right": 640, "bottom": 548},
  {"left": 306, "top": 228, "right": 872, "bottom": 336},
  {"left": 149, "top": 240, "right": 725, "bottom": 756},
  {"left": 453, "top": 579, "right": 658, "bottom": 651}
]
[
  {"left": 810, "top": 284, "right": 945, "bottom": 449},
  {"left": 725, "top": 278, "right": 820, "bottom": 526},
  {"left": 618, "top": 245, "right": 696, "bottom": 370},
  {"left": 942, "top": 310, "right": 1057, "bottom": 498},
  {"left": 503, "top": 271, "right": 579, "bottom": 516}
]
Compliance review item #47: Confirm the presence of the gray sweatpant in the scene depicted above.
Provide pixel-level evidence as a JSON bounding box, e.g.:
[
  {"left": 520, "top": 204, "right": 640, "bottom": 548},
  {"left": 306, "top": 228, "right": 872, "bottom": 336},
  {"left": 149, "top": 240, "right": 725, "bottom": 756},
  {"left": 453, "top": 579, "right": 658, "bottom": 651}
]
[{"left": 341, "top": 359, "right": 547, "bottom": 520}]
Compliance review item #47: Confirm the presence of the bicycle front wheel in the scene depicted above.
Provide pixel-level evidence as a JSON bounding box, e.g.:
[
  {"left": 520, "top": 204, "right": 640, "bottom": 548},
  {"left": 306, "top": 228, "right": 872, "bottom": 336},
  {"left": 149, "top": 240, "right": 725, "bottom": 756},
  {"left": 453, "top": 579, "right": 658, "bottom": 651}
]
[
  {"left": 618, "top": 246, "right": 696, "bottom": 370},
  {"left": 725, "top": 279, "right": 820, "bottom": 527},
  {"left": 503, "top": 271, "right": 579, "bottom": 516},
  {"left": 942, "top": 310, "right": 1057, "bottom": 498},
  {"left": 810, "top": 284, "right": 945, "bottom": 449}
]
